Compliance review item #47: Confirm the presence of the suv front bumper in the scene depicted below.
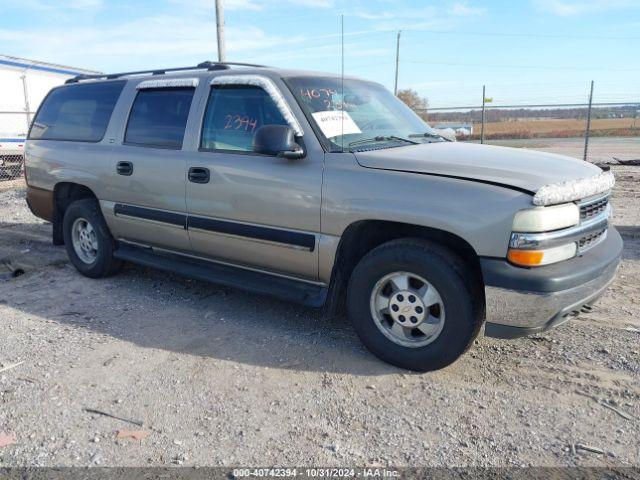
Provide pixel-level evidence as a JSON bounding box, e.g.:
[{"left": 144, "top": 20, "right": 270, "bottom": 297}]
[{"left": 482, "top": 227, "right": 622, "bottom": 339}]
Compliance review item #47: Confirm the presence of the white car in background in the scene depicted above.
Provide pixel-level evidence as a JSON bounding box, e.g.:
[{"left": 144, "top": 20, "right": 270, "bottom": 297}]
[{"left": 0, "top": 135, "right": 25, "bottom": 179}]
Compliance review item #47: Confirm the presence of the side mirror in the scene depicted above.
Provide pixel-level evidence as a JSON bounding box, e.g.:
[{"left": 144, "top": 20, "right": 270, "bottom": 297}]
[{"left": 253, "top": 125, "right": 304, "bottom": 159}]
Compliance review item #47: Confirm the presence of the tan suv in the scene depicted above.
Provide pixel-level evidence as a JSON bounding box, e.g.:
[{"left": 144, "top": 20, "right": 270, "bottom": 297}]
[{"left": 24, "top": 61, "right": 622, "bottom": 371}]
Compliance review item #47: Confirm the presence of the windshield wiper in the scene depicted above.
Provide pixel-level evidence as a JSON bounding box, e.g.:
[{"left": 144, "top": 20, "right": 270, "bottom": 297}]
[
  {"left": 348, "top": 135, "right": 418, "bottom": 149},
  {"left": 408, "top": 132, "right": 448, "bottom": 141}
]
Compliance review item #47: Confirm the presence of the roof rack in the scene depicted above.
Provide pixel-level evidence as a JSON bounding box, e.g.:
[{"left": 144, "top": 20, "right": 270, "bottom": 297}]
[{"left": 65, "top": 60, "right": 268, "bottom": 84}]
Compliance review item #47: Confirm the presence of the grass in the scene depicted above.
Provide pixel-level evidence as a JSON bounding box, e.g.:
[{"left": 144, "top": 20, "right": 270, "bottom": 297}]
[{"left": 463, "top": 117, "right": 640, "bottom": 140}]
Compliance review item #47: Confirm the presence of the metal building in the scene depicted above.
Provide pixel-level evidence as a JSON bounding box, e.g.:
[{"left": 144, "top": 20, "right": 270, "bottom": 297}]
[{"left": 0, "top": 55, "right": 99, "bottom": 178}]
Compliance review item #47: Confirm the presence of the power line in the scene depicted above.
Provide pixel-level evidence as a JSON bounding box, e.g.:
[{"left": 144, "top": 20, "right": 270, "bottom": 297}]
[
  {"left": 402, "top": 60, "right": 640, "bottom": 72},
  {"left": 401, "top": 29, "right": 640, "bottom": 41},
  {"left": 425, "top": 102, "right": 640, "bottom": 111}
]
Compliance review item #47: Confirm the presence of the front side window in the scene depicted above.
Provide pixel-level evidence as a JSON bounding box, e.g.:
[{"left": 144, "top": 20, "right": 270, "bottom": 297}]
[
  {"left": 29, "top": 81, "right": 125, "bottom": 142},
  {"left": 286, "top": 77, "right": 442, "bottom": 152},
  {"left": 125, "top": 87, "right": 195, "bottom": 149},
  {"left": 200, "top": 85, "right": 288, "bottom": 152}
]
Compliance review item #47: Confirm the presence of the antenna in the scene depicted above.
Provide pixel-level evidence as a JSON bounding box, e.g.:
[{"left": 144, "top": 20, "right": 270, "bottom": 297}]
[
  {"left": 394, "top": 30, "right": 401, "bottom": 95},
  {"left": 341, "top": 14, "right": 345, "bottom": 152}
]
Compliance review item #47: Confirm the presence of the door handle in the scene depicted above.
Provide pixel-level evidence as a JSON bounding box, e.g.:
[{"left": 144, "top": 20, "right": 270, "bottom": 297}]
[
  {"left": 116, "top": 161, "right": 133, "bottom": 176},
  {"left": 188, "top": 167, "right": 210, "bottom": 184}
]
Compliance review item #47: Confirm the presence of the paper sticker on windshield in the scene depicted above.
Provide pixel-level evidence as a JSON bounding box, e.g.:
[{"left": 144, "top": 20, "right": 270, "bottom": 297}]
[{"left": 312, "top": 111, "right": 361, "bottom": 139}]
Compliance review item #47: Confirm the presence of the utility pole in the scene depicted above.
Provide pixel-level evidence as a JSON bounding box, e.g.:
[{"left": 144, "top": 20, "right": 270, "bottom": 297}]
[
  {"left": 583, "top": 80, "right": 594, "bottom": 162},
  {"left": 394, "top": 30, "right": 401, "bottom": 95},
  {"left": 215, "top": 0, "right": 226, "bottom": 62},
  {"left": 480, "top": 85, "right": 486, "bottom": 144}
]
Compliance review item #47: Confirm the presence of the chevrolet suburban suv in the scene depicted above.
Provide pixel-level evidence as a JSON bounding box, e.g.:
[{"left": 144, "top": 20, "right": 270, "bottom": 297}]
[{"left": 24, "top": 61, "right": 622, "bottom": 371}]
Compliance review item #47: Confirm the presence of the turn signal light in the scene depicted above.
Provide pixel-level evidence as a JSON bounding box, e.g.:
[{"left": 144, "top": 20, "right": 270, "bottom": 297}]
[
  {"left": 507, "top": 249, "right": 544, "bottom": 266},
  {"left": 507, "top": 243, "right": 577, "bottom": 267}
]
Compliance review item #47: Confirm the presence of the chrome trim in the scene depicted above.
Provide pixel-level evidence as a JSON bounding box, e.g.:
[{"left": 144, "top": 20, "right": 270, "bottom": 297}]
[
  {"left": 509, "top": 198, "right": 611, "bottom": 254},
  {"left": 484, "top": 259, "right": 618, "bottom": 329},
  {"left": 509, "top": 204, "right": 610, "bottom": 250},
  {"left": 576, "top": 193, "right": 609, "bottom": 208}
]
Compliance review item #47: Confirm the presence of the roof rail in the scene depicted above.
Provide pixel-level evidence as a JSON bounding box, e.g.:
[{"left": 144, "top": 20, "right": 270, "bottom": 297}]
[{"left": 65, "top": 60, "right": 268, "bottom": 84}]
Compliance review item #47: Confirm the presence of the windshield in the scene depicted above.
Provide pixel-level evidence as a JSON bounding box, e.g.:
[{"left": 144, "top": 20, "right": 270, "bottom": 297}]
[{"left": 286, "top": 76, "right": 443, "bottom": 152}]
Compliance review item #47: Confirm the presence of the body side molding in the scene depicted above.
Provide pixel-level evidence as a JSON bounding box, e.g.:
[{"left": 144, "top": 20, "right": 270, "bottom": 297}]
[{"left": 112, "top": 203, "right": 316, "bottom": 251}]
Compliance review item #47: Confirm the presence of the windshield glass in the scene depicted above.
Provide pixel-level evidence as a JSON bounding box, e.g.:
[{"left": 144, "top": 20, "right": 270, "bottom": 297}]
[{"left": 286, "top": 76, "right": 442, "bottom": 151}]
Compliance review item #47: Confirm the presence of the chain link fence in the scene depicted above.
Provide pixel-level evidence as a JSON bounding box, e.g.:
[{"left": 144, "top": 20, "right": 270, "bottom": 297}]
[
  {"left": 422, "top": 103, "right": 640, "bottom": 142},
  {"left": 414, "top": 83, "right": 640, "bottom": 161},
  {"left": 0, "top": 110, "right": 30, "bottom": 183},
  {"left": 0, "top": 154, "right": 24, "bottom": 180}
]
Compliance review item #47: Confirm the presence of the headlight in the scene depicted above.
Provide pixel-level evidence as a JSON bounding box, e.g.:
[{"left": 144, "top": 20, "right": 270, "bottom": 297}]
[
  {"left": 512, "top": 203, "right": 579, "bottom": 233},
  {"left": 509, "top": 202, "right": 581, "bottom": 267}
]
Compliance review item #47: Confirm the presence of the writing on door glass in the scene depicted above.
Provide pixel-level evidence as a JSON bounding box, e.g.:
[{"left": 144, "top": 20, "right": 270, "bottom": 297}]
[{"left": 224, "top": 114, "right": 258, "bottom": 133}]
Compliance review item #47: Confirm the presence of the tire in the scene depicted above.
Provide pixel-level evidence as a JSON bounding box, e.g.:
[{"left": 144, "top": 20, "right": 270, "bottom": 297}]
[
  {"left": 347, "top": 238, "right": 482, "bottom": 372},
  {"left": 62, "top": 198, "right": 122, "bottom": 278}
]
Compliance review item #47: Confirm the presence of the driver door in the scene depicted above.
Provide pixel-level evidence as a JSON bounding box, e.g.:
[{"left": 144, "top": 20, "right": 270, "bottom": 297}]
[{"left": 183, "top": 79, "right": 323, "bottom": 281}]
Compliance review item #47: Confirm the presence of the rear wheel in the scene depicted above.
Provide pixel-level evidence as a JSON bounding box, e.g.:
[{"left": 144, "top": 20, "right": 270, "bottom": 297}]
[
  {"left": 62, "top": 198, "right": 121, "bottom": 278},
  {"left": 347, "top": 238, "right": 481, "bottom": 372}
]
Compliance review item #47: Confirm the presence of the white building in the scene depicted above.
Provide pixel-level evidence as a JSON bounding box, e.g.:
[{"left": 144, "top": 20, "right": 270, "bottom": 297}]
[{"left": 0, "top": 55, "right": 99, "bottom": 154}]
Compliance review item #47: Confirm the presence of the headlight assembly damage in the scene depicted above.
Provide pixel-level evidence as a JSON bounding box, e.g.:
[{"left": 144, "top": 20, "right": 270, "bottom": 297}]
[{"left": 508, "top": 196, "right": 611, "bottom": 267}]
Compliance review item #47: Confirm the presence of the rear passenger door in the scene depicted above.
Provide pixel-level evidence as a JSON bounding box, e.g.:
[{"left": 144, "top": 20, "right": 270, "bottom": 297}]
[
  {"left": 102, "top": 79, "right": 197, "bottom": 252},
  {"left": 183, "top": 77, "right": 323, "bottom": 281}
]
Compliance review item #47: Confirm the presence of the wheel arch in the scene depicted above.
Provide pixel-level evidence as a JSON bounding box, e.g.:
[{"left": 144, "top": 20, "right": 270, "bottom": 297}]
[
  {"left": 51, "top": 182, "right": 99, "bottom": 245},
  {"left": 323, "top": 220, "right": 485, "bottom": 318}
]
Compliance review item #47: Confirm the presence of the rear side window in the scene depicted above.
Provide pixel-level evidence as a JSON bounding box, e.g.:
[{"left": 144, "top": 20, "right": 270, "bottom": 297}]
[
  {"left": 124, "top": 88, "right": 195, "bottom": 149},
  {"left": 29, "top": 81, "right": 125, "bottom": 142},
  {"left": 201, "top": 85, "right": 288, "bottom": 152}
]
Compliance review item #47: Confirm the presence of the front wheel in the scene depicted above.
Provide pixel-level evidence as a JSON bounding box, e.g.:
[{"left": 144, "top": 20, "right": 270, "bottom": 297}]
[
  {"left": 347, "top": 238, "right": 482, "bottom": 372},
  {"left": 62, "top": 198, "right": 122, "bottom": 278}
]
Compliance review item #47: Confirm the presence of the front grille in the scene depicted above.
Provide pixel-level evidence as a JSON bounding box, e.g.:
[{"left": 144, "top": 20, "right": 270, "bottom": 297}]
[
  {"left": 578, "top": 228, "right": 607, "bottom": 252},
  {"left": 580, "top": 196, "right": 608, "bottom": 221}
]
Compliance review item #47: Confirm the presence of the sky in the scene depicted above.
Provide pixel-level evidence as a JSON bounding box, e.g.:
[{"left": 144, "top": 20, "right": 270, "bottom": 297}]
[{"left": 1, "top": 0, "right": 639, "bottom": 107}]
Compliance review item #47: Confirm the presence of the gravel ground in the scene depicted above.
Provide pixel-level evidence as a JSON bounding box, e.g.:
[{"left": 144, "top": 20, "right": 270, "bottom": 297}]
[{"left": 0, "top": 138, "right": 639, "bottom": 468}]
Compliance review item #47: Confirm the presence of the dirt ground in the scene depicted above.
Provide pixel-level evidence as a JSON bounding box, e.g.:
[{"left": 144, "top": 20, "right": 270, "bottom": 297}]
[{"left": 0, "top": 138, "right": 639, "bottom": 468}]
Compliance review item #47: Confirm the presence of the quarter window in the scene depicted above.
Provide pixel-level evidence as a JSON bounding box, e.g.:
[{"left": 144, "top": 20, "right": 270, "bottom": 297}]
[
  {"left": 29, "top": 81, "right": 125, "bottom": 142},
  {"left": 201, "top": 85, "right": 288, "bottom": 152},
  {"left": 125, "top": 88, "right": 195, "bottom": 149}
]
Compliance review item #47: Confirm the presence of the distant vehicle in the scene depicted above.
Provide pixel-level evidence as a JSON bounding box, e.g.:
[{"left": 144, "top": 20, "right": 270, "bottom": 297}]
[
  {"left": 434, "top": 122, "right": 473, "bottom": 137},
  {"left": 24, "top": 61, "right": 622, "bottom": 371}
]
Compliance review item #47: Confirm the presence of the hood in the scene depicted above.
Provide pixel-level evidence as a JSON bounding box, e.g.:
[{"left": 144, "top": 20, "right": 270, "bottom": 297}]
[{"left": 354, "top": 141, "right": 602, "bottom": 194}]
